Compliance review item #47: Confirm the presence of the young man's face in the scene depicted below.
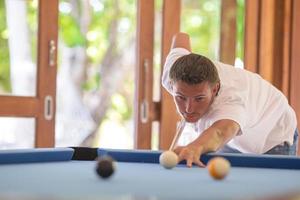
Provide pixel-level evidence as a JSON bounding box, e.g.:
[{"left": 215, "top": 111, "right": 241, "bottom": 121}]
[{"left": 172, "top": 80, "right": 219, "bottom": 123}]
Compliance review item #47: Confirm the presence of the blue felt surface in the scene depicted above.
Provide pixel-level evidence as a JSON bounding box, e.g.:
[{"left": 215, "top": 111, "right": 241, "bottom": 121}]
[
  {"left": 0, "top": 160, "right": 300, "bottom": 200},
  {"left": 98, "top": 148, "right": 300, "bottom": 169},
  {"left": 0, "top": 148, "right": 300, "bottom": 199},
  {"left": 0, "top": 148, "right": 74, "bottom": 164}
]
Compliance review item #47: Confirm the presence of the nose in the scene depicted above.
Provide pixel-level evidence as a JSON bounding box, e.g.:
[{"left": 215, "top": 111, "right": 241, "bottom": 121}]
[{"left": 185, "top": 98, "right": 194, "bottom": 114}]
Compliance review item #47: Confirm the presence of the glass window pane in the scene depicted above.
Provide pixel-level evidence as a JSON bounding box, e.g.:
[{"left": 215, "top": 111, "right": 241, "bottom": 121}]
[
  {"left": 236, "top": 0, "right": 245, "bottom": 67},
  {"left": 0, "top": 117, "right": 35, "bottom": 149},
  {"left": 0, "top": 0, "right": 38, "bottom": 96},
  {"left": 181, "top": 0, "right": 221, "bottom": 60},
  {"left": 152, "top": 0, "right": 163, "bottom": 150},
  {"left": 181, "top": 0, "right": 245, "bottom": 67},
  {"left": 56, "top": 0, "right": 136, "bottom": 149}
]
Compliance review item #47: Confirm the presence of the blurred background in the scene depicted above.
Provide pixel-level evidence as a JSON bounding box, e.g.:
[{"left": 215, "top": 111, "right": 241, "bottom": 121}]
[{"left": 0, "top": 0, "right": 257, "bottom": 150}]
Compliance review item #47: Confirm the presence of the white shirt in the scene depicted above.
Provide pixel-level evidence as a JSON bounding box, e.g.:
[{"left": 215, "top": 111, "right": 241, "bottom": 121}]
[{"left": 162, "top": 48, "right": 297, "bottom": 154}]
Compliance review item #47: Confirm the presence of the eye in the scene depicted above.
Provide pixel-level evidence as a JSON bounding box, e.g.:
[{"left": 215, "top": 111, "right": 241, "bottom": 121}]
[
  {"left": 175, "top": 95, "right": 186, "bottom": 101},
  {"left": 195, "top": 97, "right": 204, "bottom": 102}
]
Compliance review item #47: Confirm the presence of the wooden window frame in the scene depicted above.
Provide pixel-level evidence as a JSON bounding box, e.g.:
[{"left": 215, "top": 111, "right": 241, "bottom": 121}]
[
  {"left": 0, "top": 0, "right": 58, "bottom": 147},
  {"left": 134, "top": 0, "right": 155, "bottom": 149},
  {"left": 159, "top": 0, "right": 181, "bottom": 150},
  {"left": 220, "top": 0, "right": 237, "bottom": 65},
  {"left": 290, "top": 0, "right": 300, "bottom": 155}
]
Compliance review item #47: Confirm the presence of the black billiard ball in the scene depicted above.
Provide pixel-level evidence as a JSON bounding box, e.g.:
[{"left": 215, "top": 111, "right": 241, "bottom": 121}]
[{"left": 96, "top": 155, "right": 115, "bottom": 179}]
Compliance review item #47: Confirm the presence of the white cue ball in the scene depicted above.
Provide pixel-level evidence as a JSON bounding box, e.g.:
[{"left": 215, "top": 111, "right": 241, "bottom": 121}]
[{"left": 159, "top": 150, "right": 178, "bottom": 169}]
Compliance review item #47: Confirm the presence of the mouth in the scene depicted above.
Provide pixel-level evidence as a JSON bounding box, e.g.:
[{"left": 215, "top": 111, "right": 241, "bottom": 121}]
[{"left": 183, "top": 113, "right": 198, "bottom": 121}]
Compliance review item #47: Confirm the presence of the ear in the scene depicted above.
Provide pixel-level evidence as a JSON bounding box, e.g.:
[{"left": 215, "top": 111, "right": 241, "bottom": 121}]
[
  {"left": 212, "top": 82, "right": 220, "bottom": 96},
  {"left": 169, "top": 80, "right": 176, "bottom": 93}
]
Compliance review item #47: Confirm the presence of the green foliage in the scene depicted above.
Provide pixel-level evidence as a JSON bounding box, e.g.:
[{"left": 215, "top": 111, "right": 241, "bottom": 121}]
[
  {"left": 59, "top": 14, "right": 86, "bottom": 47},
  {"left": 181, "top": 0, "right": 221, "bottom": 60},
  {"left": 0, "top": 0, "right": 40, "bottom": 93},
  {"left": 0, "top": 0, "right": 11, "bottom": 92},
  {"left": 82, "top": 72, "right": 101, "bottom": 91},
  {"left": 87, "top": 0, "right": 136, "bottom": 63},
  {"left": 27, "top": 1, "right": 38, "bottom": 64},
  {"left": 109, "top": 93, "right": 132, "bottom": 122},
  {"left": 236, "top": 0, "right": 245, "bottom": 60},
  {"left": 58, "top": 0, "right": 136, "bottom": 122},
  {"left": 181, "top": 0, "right": 245, "bottom": 62}
]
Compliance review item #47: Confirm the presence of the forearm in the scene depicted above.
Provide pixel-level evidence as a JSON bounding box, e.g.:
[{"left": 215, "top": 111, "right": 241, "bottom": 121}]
[
  {"left": 171, "top": 32, "right": 191, "bottom": 51},
  {"left": 190, "top": 119, "right": 240, "bottom": 153},
  {"left": 191, "top": 128, "right": 226, "bottom": 153}
]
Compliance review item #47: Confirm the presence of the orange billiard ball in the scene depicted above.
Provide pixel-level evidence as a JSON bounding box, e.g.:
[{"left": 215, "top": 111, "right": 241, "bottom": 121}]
[{"left": 207, "top": 157, "right": 231, "bottom": 180}]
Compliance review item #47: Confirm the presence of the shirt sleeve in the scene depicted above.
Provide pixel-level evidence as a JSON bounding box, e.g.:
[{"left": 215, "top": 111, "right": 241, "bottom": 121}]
[
  {"left": 207, "top": 93, "right": 247, "bottom": 136},
  {"left": 161, "top": 48, "right": 191, "bottom": 94}
]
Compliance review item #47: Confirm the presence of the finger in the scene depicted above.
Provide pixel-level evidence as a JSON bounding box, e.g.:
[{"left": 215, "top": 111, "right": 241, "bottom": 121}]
[
  {"left": 173, "top": 146, "right": 183, "bottom": 155},
  {"left": 186, "top": 153, "right": 194, "bottom": 168},
  {"left": 194, "top": 159, "right": 206, "bottom": 168},
  {"left": 186, "top": 158, "right": 193, "bottom": 168},
  {"left": 178, "top": 150, "right": 194, "bottom": 167},
  {"left": 178, "top": 151, "right": 185, "bottom": 163}
]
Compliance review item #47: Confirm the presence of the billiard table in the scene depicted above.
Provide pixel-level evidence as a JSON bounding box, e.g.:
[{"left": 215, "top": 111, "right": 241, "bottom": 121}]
[{"left": 0, "top": 147, "right": 300, "bottom": 200}]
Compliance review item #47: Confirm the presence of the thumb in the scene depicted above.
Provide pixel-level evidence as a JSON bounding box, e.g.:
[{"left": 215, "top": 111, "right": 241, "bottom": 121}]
[{"left": 173, "top": 146, "right": 183, "bottom": 155}]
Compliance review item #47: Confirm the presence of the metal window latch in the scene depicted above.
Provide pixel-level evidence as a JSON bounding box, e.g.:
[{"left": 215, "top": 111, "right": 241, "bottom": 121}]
[
  {"left": 44, "top": 95, "right": 53, "bottom": 120},
  {"left": 49, "top": 40, "right": 56, "bottom": 66},
  {"left": 140, "top": 59, "right": 149, "bottom": 123},
  {"left": 140, "top": 100, "right": 149, "bottom": 123}
]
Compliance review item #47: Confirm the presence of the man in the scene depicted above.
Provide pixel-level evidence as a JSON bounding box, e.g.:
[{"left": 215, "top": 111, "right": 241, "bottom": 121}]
[{"left": 162, "top": 32, "right": 298, "bottom": 168}]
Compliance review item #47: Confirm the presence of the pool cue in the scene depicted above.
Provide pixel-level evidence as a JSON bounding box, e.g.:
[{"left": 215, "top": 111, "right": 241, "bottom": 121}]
[{"left": 169, "top": 118, "right": 186, "bottom": 150}]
